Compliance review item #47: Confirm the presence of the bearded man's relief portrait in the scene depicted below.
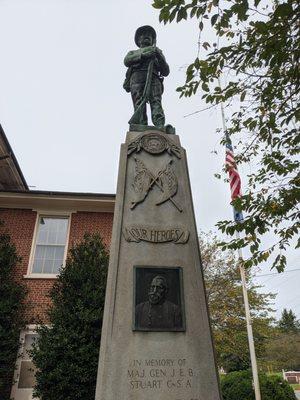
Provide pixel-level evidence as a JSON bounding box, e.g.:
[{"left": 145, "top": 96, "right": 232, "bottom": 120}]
[{"left": 133, "top": 267, "right": 185, "bottom": 332}]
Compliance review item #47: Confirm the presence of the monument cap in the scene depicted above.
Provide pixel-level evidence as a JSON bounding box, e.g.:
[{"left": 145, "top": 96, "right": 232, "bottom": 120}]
[{"left": 135, "top": 25, "right": 157, "bottom": 46}]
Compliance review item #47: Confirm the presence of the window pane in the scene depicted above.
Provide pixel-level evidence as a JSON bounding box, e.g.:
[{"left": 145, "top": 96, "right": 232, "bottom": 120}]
[
  {"left": 44, "top": 259, "right": 54, "bottom": 274},
  {"left": 37, "top": 217, "right": 54, "bottom": 243},
  {"left": 54, "top": 246, "right": 65, "bottom": 260},
  {"left": 23, "top": 334, "right": 38, "bottom": 357},
  {"left": 48, "top": 226, "right": 57, "bottom": 244},
  {"left": 37, "top": 223, "right": 48, "bottom": 243},
  {"left": 32, "top": 259, "right": 43, "bottom": 273},
  {"left": 34, "top": 245, "right": 45, "bottom": 260},
  {"left": 56, "top": 219, "right": 68, "bottom": 244},
  {"left": 18, "top": 361, "right": 36, "bottom": 389},
  {"left": 53, "top": 259, "right": 63, "bottom": 274},
  {"left": 45, "top": 246, "right": 55, "bottom": 260},
  {"left": 36, "top": 217, "right": 68, "bottom": 245},
  {"left": 33, "top": 245, "right": 65, "bottom": 274}
]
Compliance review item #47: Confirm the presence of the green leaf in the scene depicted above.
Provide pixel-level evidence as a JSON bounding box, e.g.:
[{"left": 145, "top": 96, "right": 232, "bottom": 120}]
[
  {"left": 194, "top": 57, "right": 200, "bottom": 69},
  {"left": 240, "top": 91, "right": 246, "bottom": 102},
  {"left": 202, "top": 82, "right": 209, "bottom": 92},
  {"left": 169, "top": 8, "right": 178, "bottom": 22},
  {"left": 191, "top": 7, "right": 198, "bottom": 18},
  {"left": 255, "top": 21, "right": 267, "bottom": 34},
  {"left": 152, "top": 0, "right": 164, "bottom": 10},
  {"left": 274, "top": 3, "right": 293, "bottom": 18},
  {"left": 211, "top": 13, "right": 219, "bottom": 26}
]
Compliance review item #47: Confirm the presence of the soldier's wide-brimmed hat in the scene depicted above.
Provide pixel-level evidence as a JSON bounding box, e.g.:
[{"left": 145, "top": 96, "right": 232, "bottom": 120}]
[{"left": 134, "top": 25, "right": 157, "bottom": 46}]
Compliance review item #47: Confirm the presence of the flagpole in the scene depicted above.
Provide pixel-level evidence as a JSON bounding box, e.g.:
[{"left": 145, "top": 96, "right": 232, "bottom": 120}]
[
  {"left": 237, "top": 234, "right": 261, "bottom": 400},
  {"left": 218, "top": 78, "right": 261, "bottom": 400}
]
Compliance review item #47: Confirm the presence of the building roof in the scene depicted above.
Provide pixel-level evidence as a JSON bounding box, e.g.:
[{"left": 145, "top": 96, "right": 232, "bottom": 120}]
[
  {"left": 3, "top": 189, "right": 116, "bottom": 198},
  {"left": 0, "top": 189, "right": 116, "bottom": 213},
  {"left": 0, "top": 125, "right": 28, "bottom": 190}
]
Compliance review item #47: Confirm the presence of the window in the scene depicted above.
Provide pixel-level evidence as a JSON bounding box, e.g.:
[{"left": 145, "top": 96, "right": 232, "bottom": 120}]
[
  {"left": 18, "top": 333, "right": 38, "bottom": 389},
  {"left": 10, "top": 326, "right": 39, "bottom": 400},
  {"left": 31, "top": 216, "right": 69, "bottom": 275}
]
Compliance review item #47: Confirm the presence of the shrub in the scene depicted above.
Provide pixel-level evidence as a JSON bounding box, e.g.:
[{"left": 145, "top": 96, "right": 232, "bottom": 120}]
[
  {"left": 31, "top": 234, "right": 109, "bottom": 400},
  {"left": 221, "top": 370, "right": 296, "bottom": 400},
  {"left": 0, "top": 232, "right": 27, "bottom": 400}
]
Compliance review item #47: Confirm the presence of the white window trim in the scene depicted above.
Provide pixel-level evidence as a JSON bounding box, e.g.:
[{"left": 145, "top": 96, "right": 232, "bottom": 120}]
[
  {"left": 10, "top": 325, "right": 39, "bottom": 400},
  {"left": 24, "top": 212, "right": 72, "bottom": 278}
]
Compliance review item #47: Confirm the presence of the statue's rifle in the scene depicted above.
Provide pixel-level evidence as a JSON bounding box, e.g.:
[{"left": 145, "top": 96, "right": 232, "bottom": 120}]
[{"left": 128, "top": 45, "right": 156, "bottom": 125}]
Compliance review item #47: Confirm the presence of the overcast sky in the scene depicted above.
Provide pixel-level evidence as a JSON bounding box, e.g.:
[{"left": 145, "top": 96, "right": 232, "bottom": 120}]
[{"left": 0, "top": 0, "right": 299, "bottom": 319}]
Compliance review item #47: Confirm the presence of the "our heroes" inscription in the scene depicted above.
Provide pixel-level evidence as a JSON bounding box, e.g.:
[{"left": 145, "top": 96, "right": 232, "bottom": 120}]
[
  {"left": 123, "top": 226, "right": 189, "bottom": 244},
  {"left": 127, "top": 358, "right": 197, "bottom": 395}
]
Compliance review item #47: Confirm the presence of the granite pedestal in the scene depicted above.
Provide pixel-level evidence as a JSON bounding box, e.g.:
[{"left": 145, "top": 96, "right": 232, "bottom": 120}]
[{"left": 95, "top": 130, "right": 221, "bottom": 400}]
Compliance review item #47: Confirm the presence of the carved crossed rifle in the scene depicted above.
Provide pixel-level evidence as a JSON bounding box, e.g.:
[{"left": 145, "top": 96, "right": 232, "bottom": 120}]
[{"left": 130, "top": 157, "right": 183, "bottom": 212}]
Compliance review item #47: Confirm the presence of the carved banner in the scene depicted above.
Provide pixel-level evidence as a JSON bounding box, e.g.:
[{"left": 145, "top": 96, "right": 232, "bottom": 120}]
[
  {"left": 131, "top": 157, "right": 183, "bottom": 212},
  {"left": 123, "top": 226, "right": 189, "bottom": 244}
]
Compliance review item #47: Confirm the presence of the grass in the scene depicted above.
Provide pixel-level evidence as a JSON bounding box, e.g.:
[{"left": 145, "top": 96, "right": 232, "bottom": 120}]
[{"left": 290, "top": 384, "right": 300, "bottom": 390}]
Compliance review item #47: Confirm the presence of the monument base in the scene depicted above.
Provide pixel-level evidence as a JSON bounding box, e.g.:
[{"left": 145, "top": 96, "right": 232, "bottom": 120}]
[
  {"left": 95, "top": 130, "right": 221, "bottom": 400},
  {"left": 129, "top": 123, "right": 175, "bottom": 134}
]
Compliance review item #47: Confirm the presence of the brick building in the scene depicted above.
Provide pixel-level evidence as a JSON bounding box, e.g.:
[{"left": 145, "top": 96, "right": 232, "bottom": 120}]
[{"left": 0, "top": 125, "right": 115, "bottom": 399}]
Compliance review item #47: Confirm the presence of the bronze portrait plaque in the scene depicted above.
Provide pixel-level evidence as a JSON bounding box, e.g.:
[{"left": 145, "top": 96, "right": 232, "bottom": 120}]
[{"left": 133, "top": 266, "right": 185, "bottom": 332}]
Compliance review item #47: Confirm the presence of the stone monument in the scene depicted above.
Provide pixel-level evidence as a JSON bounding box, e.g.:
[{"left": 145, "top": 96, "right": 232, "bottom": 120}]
[{"left": 95, "top": 26, "right": 222, "bottom": 400}]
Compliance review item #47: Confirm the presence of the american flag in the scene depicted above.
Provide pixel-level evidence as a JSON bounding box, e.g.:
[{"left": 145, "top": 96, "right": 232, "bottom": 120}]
[{"left": 225, "top": 138, "right": 244, "bottom": 222}]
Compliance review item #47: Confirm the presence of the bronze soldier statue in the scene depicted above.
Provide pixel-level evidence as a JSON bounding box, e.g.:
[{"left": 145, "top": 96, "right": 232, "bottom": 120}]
[{"left": 123, "top": 25, "right": 170, "bottom": 130}]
